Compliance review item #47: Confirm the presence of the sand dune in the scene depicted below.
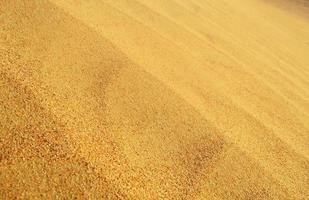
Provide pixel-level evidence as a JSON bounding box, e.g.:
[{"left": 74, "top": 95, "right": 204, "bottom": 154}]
[{"left": 0, "top": 0, "right": 308, "bottom": 199}]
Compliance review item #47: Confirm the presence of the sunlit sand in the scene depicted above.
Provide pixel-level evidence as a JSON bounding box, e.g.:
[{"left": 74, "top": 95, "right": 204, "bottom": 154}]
[{"left": 1, "top": 0, "right": 308, "bottom": 199}]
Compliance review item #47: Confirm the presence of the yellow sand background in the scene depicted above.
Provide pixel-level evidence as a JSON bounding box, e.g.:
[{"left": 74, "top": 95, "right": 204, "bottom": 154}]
[{"left": 1, "top": 0, "right": 308, "bottom": 199}]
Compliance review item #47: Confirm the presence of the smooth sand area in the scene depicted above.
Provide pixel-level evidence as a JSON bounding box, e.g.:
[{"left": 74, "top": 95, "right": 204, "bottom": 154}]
[{"left": 1, "top": 0, "right": 309, "bottom": 199}]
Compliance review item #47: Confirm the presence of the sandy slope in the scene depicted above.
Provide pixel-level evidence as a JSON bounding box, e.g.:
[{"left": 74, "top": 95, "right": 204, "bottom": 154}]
[{"left": 0, "top": 0, "right": 308, "bottom": 199}]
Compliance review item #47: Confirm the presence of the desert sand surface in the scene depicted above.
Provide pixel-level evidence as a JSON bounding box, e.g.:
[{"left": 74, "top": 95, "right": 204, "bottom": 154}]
[{"left": 1, "top": 0, "right": 309, "bottom": 199}]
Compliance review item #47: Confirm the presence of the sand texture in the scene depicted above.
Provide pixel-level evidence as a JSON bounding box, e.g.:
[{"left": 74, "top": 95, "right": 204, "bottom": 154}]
[{"left": 1, "top": 0, "right": 309, "bottom": 199}]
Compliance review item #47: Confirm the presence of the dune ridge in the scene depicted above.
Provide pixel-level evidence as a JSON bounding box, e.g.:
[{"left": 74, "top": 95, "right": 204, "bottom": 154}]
[{"left": 1, "top": 0, "right": 309, "bottom": 199}]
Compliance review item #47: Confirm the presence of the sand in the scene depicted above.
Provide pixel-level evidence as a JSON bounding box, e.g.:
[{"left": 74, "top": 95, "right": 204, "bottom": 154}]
[{"left": 0, "top": 0, "right": 308, "bottom": 199}]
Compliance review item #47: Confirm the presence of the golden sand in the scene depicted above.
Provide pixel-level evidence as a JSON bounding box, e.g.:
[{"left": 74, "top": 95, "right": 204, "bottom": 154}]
[{"left": 1, "top": 0, "right": 308, "bottom": 199}]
